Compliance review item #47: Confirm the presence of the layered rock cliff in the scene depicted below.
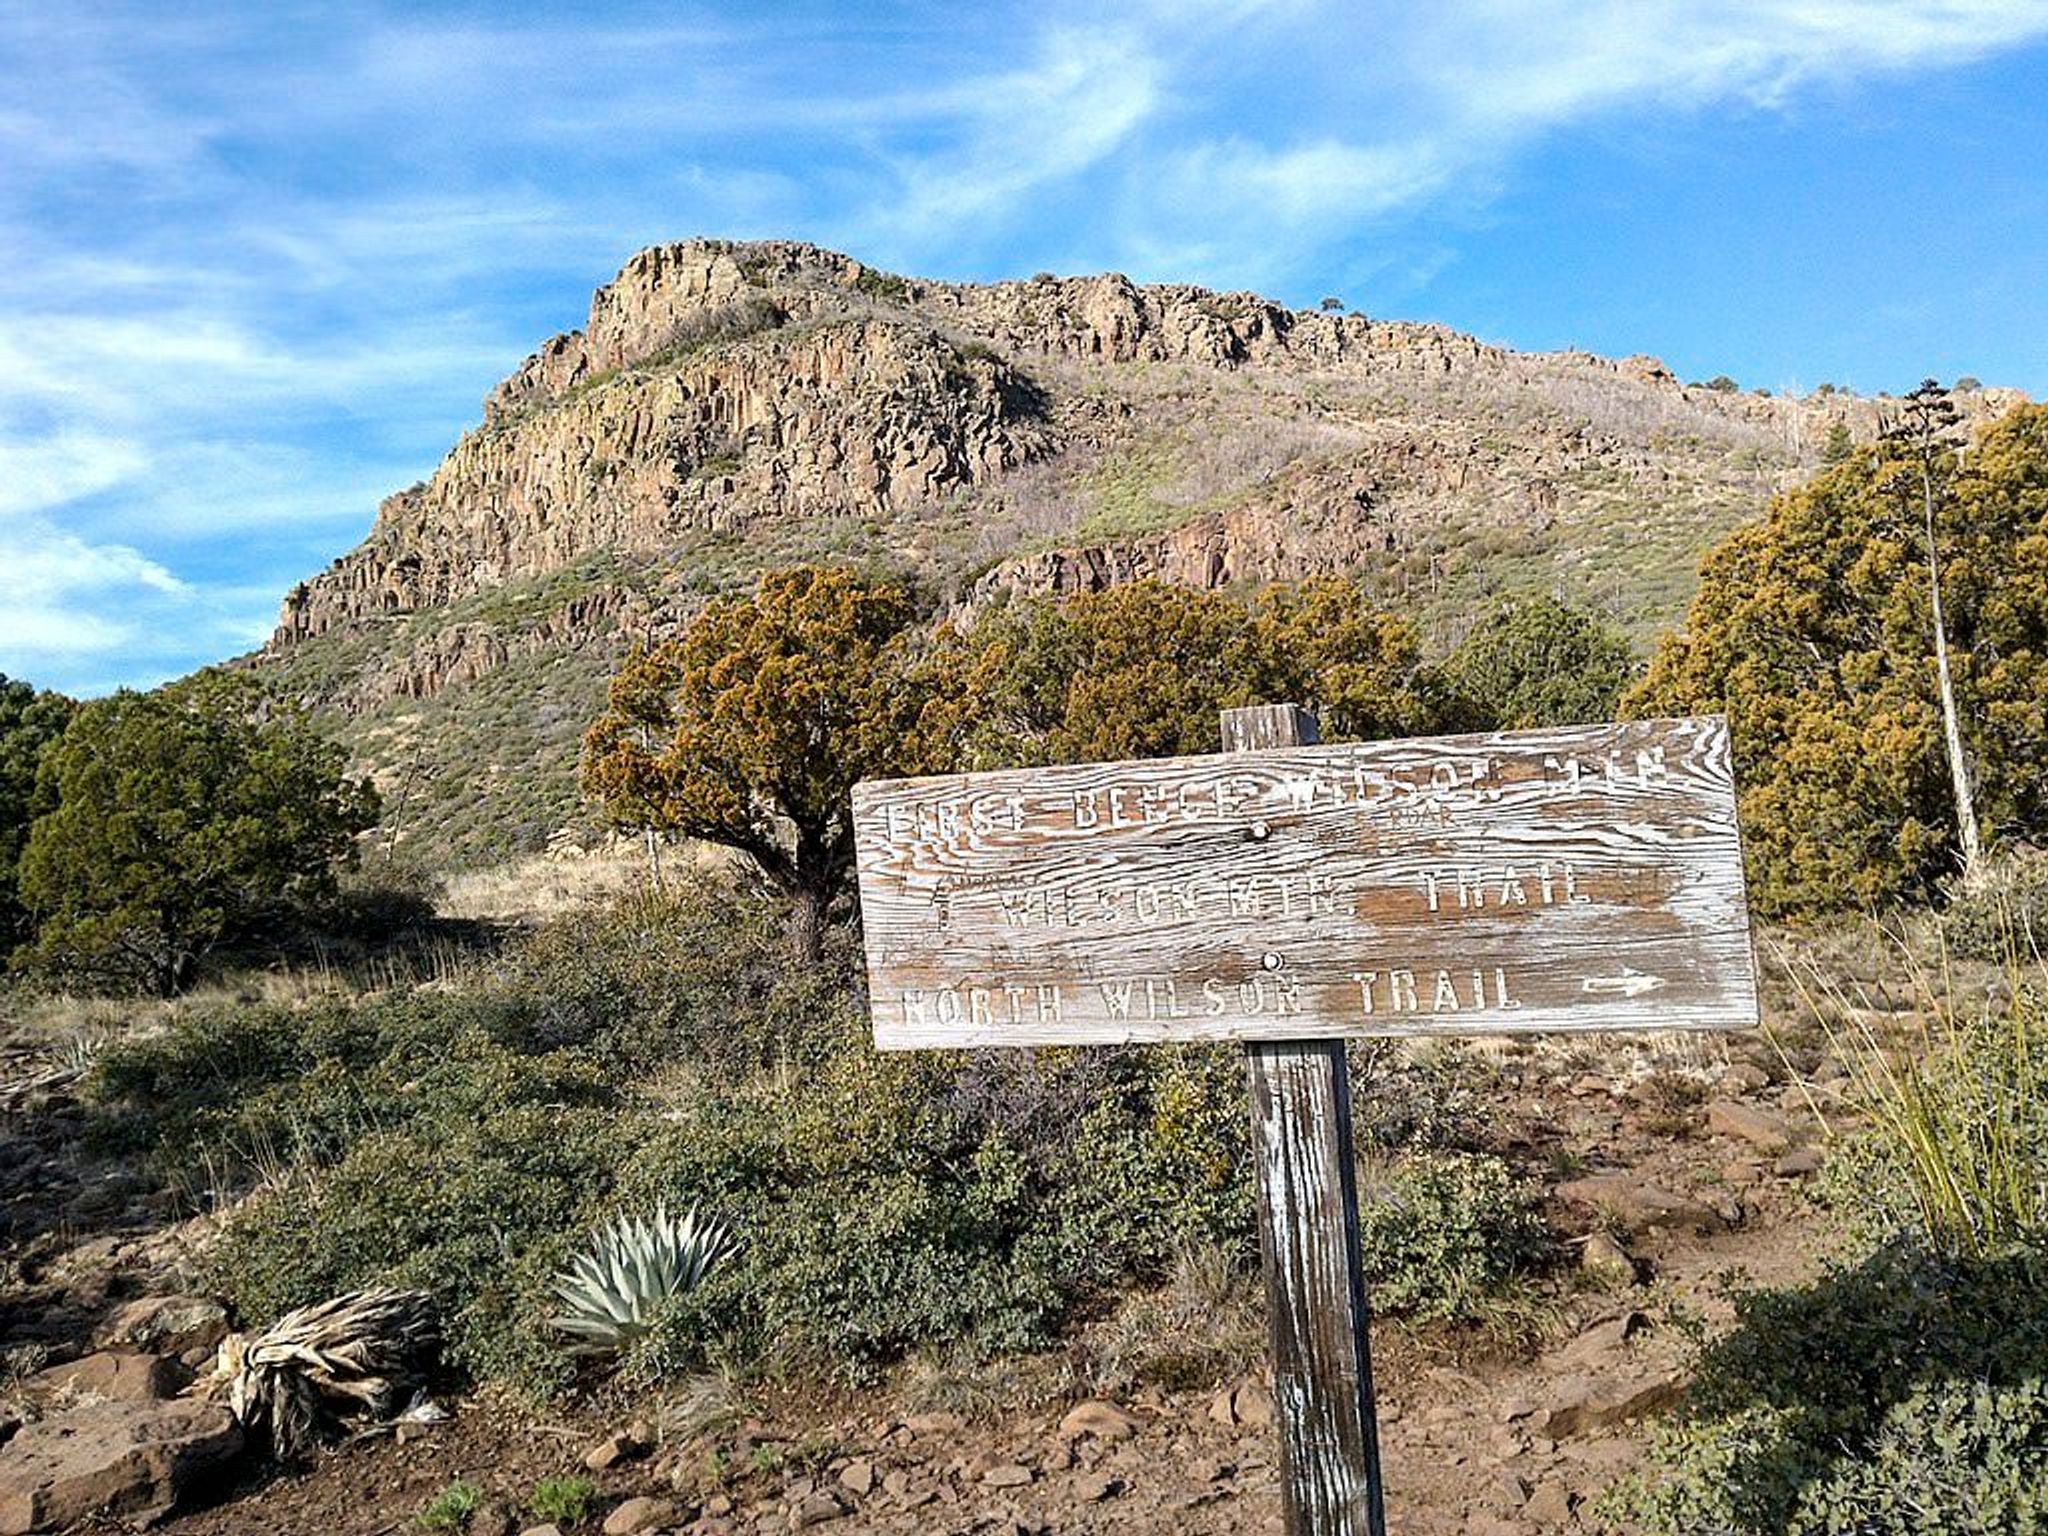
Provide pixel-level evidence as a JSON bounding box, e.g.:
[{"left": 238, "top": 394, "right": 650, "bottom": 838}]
[{"left": 255, "top": 238, "right": 2025, "bottom": 864}]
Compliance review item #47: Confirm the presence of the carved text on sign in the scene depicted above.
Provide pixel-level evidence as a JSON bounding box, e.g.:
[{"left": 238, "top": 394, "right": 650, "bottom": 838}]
[{"left": 853, "top": 717, "right": 1758, "bottom": 1048}]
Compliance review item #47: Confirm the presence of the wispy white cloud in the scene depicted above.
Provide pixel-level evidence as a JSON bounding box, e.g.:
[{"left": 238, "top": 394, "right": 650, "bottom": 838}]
[
  {"left": 1121, "top": 0, "right": 2048, "bottom": 285},
  {"left": 2, "top": 0, "right": 2044, "bottom": 692}
]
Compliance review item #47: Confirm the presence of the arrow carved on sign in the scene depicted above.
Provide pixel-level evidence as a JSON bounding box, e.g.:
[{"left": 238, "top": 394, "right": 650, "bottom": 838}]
[{"left": 1581, "top": 966, "right": 1667, "bottom": 998}]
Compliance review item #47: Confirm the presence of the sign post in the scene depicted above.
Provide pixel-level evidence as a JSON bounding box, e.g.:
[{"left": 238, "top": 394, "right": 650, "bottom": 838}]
[
  {"left": 850, "top": 712, "right": 1757, "bottom": 1533},
  {"left": 1226, "top": 704, "right": 1385, "bottom": 1536}
]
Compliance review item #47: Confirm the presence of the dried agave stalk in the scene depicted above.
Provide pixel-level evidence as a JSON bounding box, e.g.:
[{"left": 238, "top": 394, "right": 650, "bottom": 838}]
[
  {"left": 551, "top": 1205, "right": 733, "bottom": 1358},
  {"left": 203, "top": 1288, "right": 438, "bottom": 1458}
]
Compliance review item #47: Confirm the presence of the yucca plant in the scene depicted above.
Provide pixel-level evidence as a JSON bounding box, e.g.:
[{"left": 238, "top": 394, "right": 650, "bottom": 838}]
[
  {"left": 205, "top": 1287, "right": 439, "bottom": 1458},
  {"left": 550, "top": 1204, "right": 734, "bottom": 1358}
]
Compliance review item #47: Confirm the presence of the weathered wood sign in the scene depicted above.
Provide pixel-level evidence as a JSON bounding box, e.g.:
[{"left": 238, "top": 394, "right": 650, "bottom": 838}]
[{"left": 853, "top": 715, "right": 1758, "bottom": 1050}]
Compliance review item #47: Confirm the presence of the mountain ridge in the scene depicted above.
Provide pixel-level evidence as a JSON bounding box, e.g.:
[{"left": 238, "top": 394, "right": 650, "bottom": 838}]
[{"left": 252, "top": 238, "right": 2027, "bottom": 864}]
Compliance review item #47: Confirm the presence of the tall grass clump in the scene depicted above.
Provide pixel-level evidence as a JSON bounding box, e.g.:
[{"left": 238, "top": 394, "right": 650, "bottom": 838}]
[
  {"left": 1612, "top": 925, "right": 2048, "bottom": 1534},
  {"left": 1793, "top": 941, "right": 2048, "bottom": 1259}
]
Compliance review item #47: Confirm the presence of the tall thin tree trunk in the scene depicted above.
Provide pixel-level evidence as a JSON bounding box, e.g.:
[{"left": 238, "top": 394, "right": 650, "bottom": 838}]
[{"left": 1922, "top": 459, "right": 1984, "bottom": 882}]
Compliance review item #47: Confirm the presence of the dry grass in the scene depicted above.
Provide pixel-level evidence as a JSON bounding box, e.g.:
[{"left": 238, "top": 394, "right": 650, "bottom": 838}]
[{"left": 438, "top": 840, "right": 663, "bottom": 923}]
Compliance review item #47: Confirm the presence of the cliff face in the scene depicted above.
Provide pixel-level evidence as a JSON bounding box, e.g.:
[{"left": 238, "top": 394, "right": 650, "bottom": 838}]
[{"left": 254, "top": 238, "right": 2026, "bottom": 865}]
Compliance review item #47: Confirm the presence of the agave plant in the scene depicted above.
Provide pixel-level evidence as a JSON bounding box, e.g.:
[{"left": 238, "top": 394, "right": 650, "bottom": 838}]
[{"left": 550, "top": 1204, "right": 734, "bottom": 1358}]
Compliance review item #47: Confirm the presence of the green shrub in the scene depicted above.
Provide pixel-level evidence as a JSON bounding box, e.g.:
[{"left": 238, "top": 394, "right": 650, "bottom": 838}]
[
  {"left": 1811, "top": 961, "right": 2048, "bottom": 1258},
  {"left": 1353, "top": 1151, "right": 1550, "bottom": 1321},
  {"left": 99, "top": 890, "right": 1547, "bottom": 1397},
  {"left": 527, "top": 1476, "right": 597, "bottom": 1526},
  {"left": 1942, "top": 852, "right": 2048, "bottom": 962},
  {"left": 418, "top": 1481, "right": 484, "bottom": 1532},
  {"left": 1610, "top": 1245, "right": 2048, "bottom": 1534}
]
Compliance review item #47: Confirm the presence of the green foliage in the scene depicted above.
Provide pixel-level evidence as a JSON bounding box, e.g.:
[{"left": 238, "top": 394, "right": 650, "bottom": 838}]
[
  {"left": 99, "top": 887, "right": 1546, "bottom": 1397},
  {"left": 551, "top": 1205, "right": 735, "bottom": 1358},
  {"left": 583, "top": 567, "right": 933, "bottom": 952},
  {"left": 1626, "top": 402, "right": 2048, "bottom": 914},
  {"left": 1820, "top": 421, "right": 1855, "bottom": 465},
  {"left": 418, "top": 1481, "right": 484, "bottom": 1532},
  {"left": 527, "top": 1476, "right": 598, "bottom": 1526},
  {"left": 1813, "top": 965, "right": 2048, "bottom": 1260},
  {"left": 924, "top": 577, "right": 1443, "bottom": 769},
  {"left": 1617, "top": 961, "right": 2048, "bottom": 1532},
  {"left": 1440, "top": 594, "right": 1639, "bottom": 730},
  {"left": 1353, "top": 1152, "right": 1550, "bottom": 1320},
  {"left": 1610, "top": 1245, "right": 2048, "bottom": 1535},
  {"left": 925, "top": 581, "right": 1289, "bottom": 768},
  {"left": 853, "top": 267, "right": 911, "bottom": 302},
  {"left": 15, "top": 673, "right": 377, "bottom": 992},
  {"left": 0, "top": 674, "right": 73, "bottom": 953}
]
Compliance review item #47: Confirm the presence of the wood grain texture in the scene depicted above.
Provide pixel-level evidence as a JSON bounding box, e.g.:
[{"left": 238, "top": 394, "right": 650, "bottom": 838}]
[
  {"left": 1231, "top": 707, "right": 1387, "bottom": 1536},
  {"left": 853, "top": 715, "right": 1758, "bottom": 1048}
]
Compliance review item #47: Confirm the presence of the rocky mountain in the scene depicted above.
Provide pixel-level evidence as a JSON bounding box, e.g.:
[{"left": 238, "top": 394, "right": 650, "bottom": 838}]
[{"left": 254, "top": 239, "right": 2025, "bottom": 866}]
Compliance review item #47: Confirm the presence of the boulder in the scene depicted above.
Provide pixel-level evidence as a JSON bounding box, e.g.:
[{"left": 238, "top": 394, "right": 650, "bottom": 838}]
[
  {"left": 1775, "top": 1146, "right": 1824, "bottom": 1178},
  {"left": 95, "top": 1296, "right": 229, "bottom": 1359},
  {"left": 0, "top": 1400, "right": 242, "bottom": 1533},
  {"left": 27, "top": 1352, "right": 188, "bottom": 1405},
  {"left": 1578, "top": 1231, "right": 1638, "bottom": 1287},
  {"left": 1705, "top": 1100, "right": 1794, "bottom": 1151},
  {"left": 601, "top": 1496, "right": 678, "bottom": 1534},
  {"left": 1056, "top": 1401, "right": 1139, "bottom": 1441},
  {"left": 585, "top": 1427, "right": 652, "bottom": 1471},
  {"left": 1555, "top": 1174, "right": 1723, "bottom": 1236},
  {"left": 1538, "top": 1371, "right": 1684, "bottom": 1439}
]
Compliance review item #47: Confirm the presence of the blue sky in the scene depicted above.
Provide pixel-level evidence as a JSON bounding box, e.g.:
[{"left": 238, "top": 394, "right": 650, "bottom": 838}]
[{"left": 4, "top": 1, "right": 2046, "bottom": 695}]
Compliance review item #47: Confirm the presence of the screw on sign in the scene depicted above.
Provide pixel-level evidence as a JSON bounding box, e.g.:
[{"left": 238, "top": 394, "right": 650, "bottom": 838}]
[{"left": 850, "top": 708, "right": 1759, "bottom": 1535}]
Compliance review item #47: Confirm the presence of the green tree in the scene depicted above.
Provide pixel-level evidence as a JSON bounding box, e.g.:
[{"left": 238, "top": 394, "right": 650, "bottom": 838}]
[
  {"left": 922, "top": 578, "right": 1440, "bottom": 771},
  {"left": 924, "top": 581, "right": 1292, "bottom": 769},
  {"left": 1821, "top": 421, "right": 1856, "bottom": 465},
  {"left": 1626, "top": 402, "right": 2048, "bottom": 915},
  {"left": 582, "top": 567, "right": 931, "bottom": 956},
  {"left": 0, "top": 675, "right": 75, "bottom": 953},
  {"left": 18, "top": 674, "right": 378, "bottom": 992},
  {"left": 1440, "top": 594, "right": 1638, "bottom": 731}
]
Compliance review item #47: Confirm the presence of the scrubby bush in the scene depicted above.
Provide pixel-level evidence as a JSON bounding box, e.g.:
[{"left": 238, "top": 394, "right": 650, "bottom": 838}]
[
  {"left": 95, "top": 886, "right": 1549, "bottom": 1399},
  {"left": 1942, "top": 850, "right": 2048, "bottom": 962},
  {"left": 1353, "top": 1152, "right": 1550, "bottom": 1321},
  {"left": 1616, "top": 961, "right": 2048, "bottom": 1531},
  {"left": 1610, "top": 1246, "right": 2048, "bottom": 1534}
]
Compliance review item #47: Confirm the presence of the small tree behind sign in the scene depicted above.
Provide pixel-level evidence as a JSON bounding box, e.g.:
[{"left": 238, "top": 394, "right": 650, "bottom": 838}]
[{"left": 851, "top": 711, "right": 1758, "bottom": 1534}]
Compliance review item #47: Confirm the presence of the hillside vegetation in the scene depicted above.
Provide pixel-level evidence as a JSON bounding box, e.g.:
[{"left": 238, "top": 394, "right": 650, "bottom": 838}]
[{"left": 250, "top": 239, "right": 2025, "bottom": 869}]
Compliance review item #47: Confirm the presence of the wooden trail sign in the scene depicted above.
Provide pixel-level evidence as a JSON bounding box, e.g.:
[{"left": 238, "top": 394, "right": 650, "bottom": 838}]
[
  {"left": 853, "top": 715, "right": 1758, "bottom": 1049},
  {"left": 850, "top": 709, "right": 1758, "bottom": 1536}
]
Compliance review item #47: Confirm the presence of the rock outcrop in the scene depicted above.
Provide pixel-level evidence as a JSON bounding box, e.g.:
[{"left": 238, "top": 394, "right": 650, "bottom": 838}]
[
  {"left": 248, "top": 237, "right": 2028, "bottom": 864},
  {"left": 0, "top": 1400, "right": 242, "bottom": 1533}
]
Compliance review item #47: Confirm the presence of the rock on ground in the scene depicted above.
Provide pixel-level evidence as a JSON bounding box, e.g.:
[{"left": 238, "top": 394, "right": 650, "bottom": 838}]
[{"left": 0, "top": 1400, "right": 243, "bottom": 1534}]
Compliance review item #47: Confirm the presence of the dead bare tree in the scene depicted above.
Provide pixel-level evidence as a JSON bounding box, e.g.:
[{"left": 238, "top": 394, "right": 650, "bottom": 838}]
[{"left": 1885, "top": 379, "right": 1984, "bottom": 883}]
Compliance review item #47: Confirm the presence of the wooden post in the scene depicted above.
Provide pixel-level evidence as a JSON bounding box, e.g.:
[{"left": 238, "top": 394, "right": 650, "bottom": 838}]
[{"left": 1223, "top": 703, "right": 1387, "bottom": 1536}]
